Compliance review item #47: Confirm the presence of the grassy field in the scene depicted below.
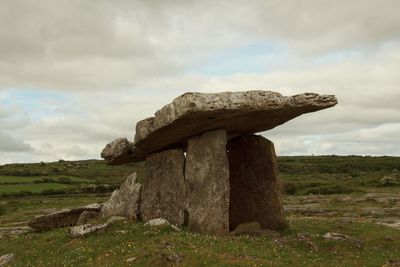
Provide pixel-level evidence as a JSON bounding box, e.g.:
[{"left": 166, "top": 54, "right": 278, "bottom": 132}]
[
  {"left": 0, "top": 217, "right": 399, "bottom": 266},
  {"left": 0, "top": 156, "right": 399, "bottom": 266},
  {"left": 0, "top": 183, "right": 73, "bottom": 194},
  {"left": 0, "top": 175, "right": 95, "bottom": 184}
]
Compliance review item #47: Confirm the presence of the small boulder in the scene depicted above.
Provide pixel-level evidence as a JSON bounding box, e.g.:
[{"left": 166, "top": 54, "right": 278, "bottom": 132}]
[
  {"left": 0, "top": 253, "right": 15, "bottom": 266},
  {"left": 323, "top": 232, "right": 349, "bottom": 240},
  {"left": 69, "top": 223, "right": 109, "bottom": 238},
  {"left": 145, "top": 218, "right": 171, "bottom": 227}
]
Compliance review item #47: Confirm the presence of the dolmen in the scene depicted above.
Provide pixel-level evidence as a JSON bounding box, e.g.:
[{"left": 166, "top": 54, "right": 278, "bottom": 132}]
[{"left": 101, "top": 90, "right": 337, "bottom": 235}]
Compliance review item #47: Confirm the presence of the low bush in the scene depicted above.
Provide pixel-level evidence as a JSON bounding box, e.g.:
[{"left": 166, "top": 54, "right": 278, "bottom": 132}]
[
  {"left": 302, "top": 185, "right": 354, "bottom": 195},
  {"left": 0, "top": 204, "right": 5, "bottom": 216}
]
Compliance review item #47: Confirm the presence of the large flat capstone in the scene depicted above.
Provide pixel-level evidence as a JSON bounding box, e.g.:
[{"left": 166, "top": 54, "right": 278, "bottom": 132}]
[{"left": 102, "top": 90, "right": 337, "bottom": 164}]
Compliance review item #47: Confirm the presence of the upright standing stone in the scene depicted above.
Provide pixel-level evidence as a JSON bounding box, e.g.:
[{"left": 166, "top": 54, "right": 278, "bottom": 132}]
[
  {"left": 140, "top": 149, "right": 187, "bottom": 226},
  {"left": 185, "top": 129, "right": 230, "bottom": 235},
  {"left": 227, "top": 134, "right": 287, "bottom": 231}
]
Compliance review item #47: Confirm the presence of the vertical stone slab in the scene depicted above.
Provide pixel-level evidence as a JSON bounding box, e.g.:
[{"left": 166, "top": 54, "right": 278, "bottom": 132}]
[
  {"left": 141, "top": 148, "right": 186, "bottom": 226},
  {"left": 185, "top": 129, "right": 230, "bottom": 235},
  {"left": 227, "top": 134, "right": 287, "bottom": 231}
]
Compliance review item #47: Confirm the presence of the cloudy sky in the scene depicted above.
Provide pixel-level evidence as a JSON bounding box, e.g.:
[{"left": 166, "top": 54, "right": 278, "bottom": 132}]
[{"left": 1, "top": 0, "right": 399, "bottom": 164}]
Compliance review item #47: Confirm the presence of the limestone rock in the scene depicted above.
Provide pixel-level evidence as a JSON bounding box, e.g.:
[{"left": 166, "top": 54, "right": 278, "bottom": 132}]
[
  {"left": 227, "top": 134, "right": 287, "bottom": 230},
  {"left": 101, "top": 172, "right": 142, "bottom": 220},
  {"left": 0, "top": 226, "right": 35, "bottom": 236},
  {"left": 185, "top": 129, "right": 230, "bottom": 235},
  {"left": 323, "top": 232, "right": 349, "bottom": 240},
  {"left": 100, "top": 138, "right": 137, "bottom": 165},
  {"left": 140, "top": 149, "right": 186, "bottom": 226},
  {"left": 69, "top": 223, "right": 109, "bottom": 238},
  {"left": 144, "top": 218, "right": 171, "bottom": 227},
  {"left": 0, "top": 253, "right": 14, "bottom": 266},
  {"left": 77, "top": 211, "right": 99, "bottom": 225},
  {"left": 28, "top": 204, "right": 102, "bottom": 230},
  {"left": 124, "top": 91, "right": 337, "bottom": 162}
]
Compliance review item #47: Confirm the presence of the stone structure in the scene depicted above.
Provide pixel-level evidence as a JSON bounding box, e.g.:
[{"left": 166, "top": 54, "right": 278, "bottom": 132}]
[{"left": 101, "top": 90, "right": 337, "bottom": 235}]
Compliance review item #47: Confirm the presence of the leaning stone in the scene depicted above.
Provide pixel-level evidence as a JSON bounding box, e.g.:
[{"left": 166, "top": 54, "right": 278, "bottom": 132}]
[
  {"left": 101, "top": 138, "right": 138, "bottom": 165},
  {"left": 140, "top": 149, "right": 186, "bottom": 226},
  {"left": 69, "top": 223, "right": 109, "bottom": 238},
  {"left": 28, "top": 204, "right": 102, "bottom": 230},
  {"left": 228, "top": 134, "right": 287, "bottom": 231},
  {"left": 121, "top": 91, "right": 338, "bottom": 162},
  {"left": 185, "top": 129, "right": 230, "bottom": 235},
  {"left": 101, "top": 172, "right": 142, "bottom": 220},
  {"left": 0, "top": 253, "right": 14, "bottom": 266}
]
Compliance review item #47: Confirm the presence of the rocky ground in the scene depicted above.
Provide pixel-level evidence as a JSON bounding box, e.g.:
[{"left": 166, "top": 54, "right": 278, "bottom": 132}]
[{"left": 284, "top": 190, "right": 400, "bottom": 229}]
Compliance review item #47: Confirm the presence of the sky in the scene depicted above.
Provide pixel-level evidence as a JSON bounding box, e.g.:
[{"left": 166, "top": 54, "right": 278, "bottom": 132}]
[{"left": 1, "top": 0, "right": 400, "bottom": 164}]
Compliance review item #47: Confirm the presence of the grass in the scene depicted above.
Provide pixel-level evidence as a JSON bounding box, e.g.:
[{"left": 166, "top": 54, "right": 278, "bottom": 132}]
[
  {"left": 0, "top": 175, "right": 95, "bottom": 184},
  {"left": 0, "top": 217, "right": 398, "bottom": 266},
  {"left": 0, "top": 156, "right": 399, "bottom": 266},
  {"left": 0, "top": 183, "right": 73, "bottom": 193}
]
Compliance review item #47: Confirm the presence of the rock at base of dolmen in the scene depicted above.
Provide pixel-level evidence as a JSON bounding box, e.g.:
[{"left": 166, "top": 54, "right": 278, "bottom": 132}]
[
  {"left": 101, "top": 172, "right": 142, "bottom": 220},
  {"left": 185, "top": 129, "right": 230, "bottom": 235},
  {"left": 227, "top": 134, "right": 287, "bottom": 231},
  {"left": 140, "top": 149, "right": 186, "bottom": 226}
]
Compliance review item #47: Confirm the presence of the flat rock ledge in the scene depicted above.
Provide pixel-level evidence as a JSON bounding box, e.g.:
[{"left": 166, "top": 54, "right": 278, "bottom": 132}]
[
  {"left": 102, "top": 90, "right": 337, "bottom": 164},
  {"left": 28, "top": 203, "right": 102, "bottom": 230}
]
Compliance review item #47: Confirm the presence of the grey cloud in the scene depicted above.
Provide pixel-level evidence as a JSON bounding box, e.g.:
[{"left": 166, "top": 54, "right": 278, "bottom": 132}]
[
  {"left": 1, "top": 0, "right": 399, "bottom": 90},
  {"left": 0, "top": 130, "right": 32, "bottom": 152}
]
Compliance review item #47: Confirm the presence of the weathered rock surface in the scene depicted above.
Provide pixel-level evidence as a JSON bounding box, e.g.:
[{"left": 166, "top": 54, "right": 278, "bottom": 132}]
[
  {"left": 0, "top": 253, "right": 14, "bottom": 266},
  {"left": 77, "top": 211, "right": 100, "bottom": 225},
  {"left": 185, "top": 129, "right": 230, "bottom": 235},
  {"left": 145, "top": 218, "right": 171, "bottom": 227},
  {"left": 140, "top": 149, "right": 186, "bottom": 226},
  {"left": 101, "top": 172, "right": 142, "bottom": 220},
  {"left": 0, "top": 226, "right": 35, "bottom": 237},
  {"left": 100, "top": 138, "right": 138, "bottom": 165},
  {"left": 105, "top": 91, "right": 336, "bottom": 163},
  {"left": 69, "top": 223, "right": 109, "bottom": 238},
  {"left": 28, "top": 203, "right": 101, "bottom": 230},
  {"left": 227, "top": 134, "right": 287, "bottom": 230},
  {"left": 323, "top": 232, "right": 350, "bottom": 240}
]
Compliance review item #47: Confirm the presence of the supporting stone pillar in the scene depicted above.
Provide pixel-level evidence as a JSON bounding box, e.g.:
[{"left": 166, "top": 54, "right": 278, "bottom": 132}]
[
  {"left": 140, "top": 148, "right": 187, "bottom": 226},
  {"left": 185, "top": 129, "right": 230, "bottom": 235},
  {"left": 227, "top": 134, "right": 287, "bottom": 231}
]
